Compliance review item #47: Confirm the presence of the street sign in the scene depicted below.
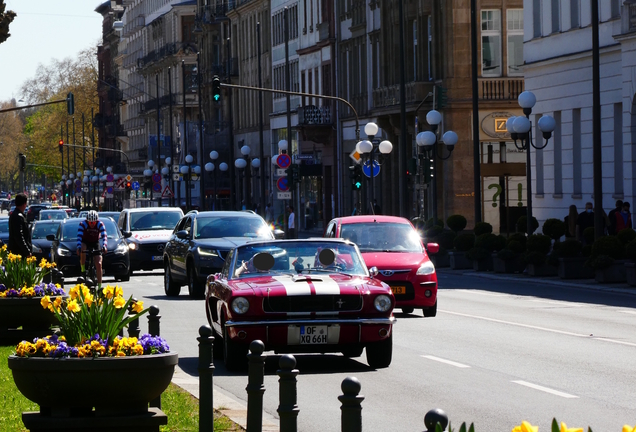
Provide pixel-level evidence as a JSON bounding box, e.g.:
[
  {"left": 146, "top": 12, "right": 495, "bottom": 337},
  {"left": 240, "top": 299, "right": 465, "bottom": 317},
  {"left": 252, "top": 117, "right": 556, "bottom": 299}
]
[
  {"left": 275, "top": 169, "right": 287, "bottom": 177},
  {"left": 161, "top": 185, "right": 174, "bottom": 198},
  {"left": 106, "top": 187, "right": 113, "bottom": 194},
  {"left": 82, "top": 187, "right": 89, "bottom": 192},
  {"left": 362, "top": 160, "right": 381, "bottom": 178},
  {"left": 126, "top": 175, "right": 132, "bottom": 182},
  {"left": 172, "top": 165, "right": 179, "bottom": 173},
  {"left": 75, "top": 179, "right": 81, "bottom": 187},
  {"left": 349, "top": 150, "right": 361, "bottom": 164},
  {"left": 296, "top": 154, "right": 313, "bottom": 160},
  {"left": 107, "top": 174, "right": 114, "bottom": 182},
  {"left": 172, "top": 173, "right": 181, "bottom": 181},
  {"left": 276, "top": 177, "right": 289, "bottom": 192},
  {"left": 152, "top": 183, "right": 162, "bottom": 193},
  {"left": 131, "top": 181, "right": 140, "bottom": 191},
  {"left": 191, "top": 174, "right": 199, "bottom": 181},
  {"left": 277, "top": 192, "right": 292, "bottom": 200},
  {"left": 276, "top": 154, "right": 291, "bottom": 169},
  {"left": 152, "top": 173, "right": 162, "bottom": 183},
  {"left": 106, "top": 182, "right": 114, "bottom": 187},
  {"left": 75, "top": 187, "right": 81, "bottom": 193},
  {"left": 152, "top": 192, "right": 162, "bottom": 199},
  {"left": 115, "top": 178, "right": 126, "bottom": 190}
]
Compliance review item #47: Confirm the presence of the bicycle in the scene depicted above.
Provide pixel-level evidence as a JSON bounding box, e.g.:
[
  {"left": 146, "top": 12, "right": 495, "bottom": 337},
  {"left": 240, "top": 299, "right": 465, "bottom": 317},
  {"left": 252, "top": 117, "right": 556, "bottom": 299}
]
[{"left": 78, "top": 248, "right": 103, "bottom": 290}]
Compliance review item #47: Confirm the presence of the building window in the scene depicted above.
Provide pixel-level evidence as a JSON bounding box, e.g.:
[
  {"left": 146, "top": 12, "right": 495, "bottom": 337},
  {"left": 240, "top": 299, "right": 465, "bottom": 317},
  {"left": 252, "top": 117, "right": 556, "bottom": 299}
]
[
  {"left": 533, "top": 0, "right": 541, "bottom": 38},
  {"left": 551, "top": 0, "right": 560, "bottom": 33},
  {"left": 553, "top": 111, "right": 562, "bottom": 196},
  {"left": 611, "top": 0, "right": 620, "bottom": 18},
  {"left": 182, "top": 15, "right": 195, "bottom": 44},
  {"left": 614, "top": 103, "right": 623, "bottom": 195},
  {"left": 572, "top": 109, "right": 582, "bottom": 197},
  {"left": 507, "top": 9, "right": 523, "bottom": 77},
  {"left": 570, "top": 0, "right": 580, "bottom": 29},
  {"left": 481, "top": 10, "right": 501, "bottom": 77}
]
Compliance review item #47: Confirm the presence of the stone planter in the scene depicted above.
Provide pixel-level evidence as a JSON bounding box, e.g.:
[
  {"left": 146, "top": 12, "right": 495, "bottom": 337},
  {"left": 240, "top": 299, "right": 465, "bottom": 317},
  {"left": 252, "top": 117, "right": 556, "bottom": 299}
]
[
  {"left": 431, "top": 253, "right": 450, "bottom": 268},
  {"left": 8, "top": 352, "right": 178, "bottom": 417},
  {"left": 472, "top": 255, "right": 494, "bottom": 272},
  {"left": 527, "top": 262, "right": 557, "bottom": 277},
  {"left": 493, "top": 255, "right": 525, "bottom": 274},
  {"left": 558, "top": 257, "right": 595, "bottom": 279},
  {"left": 595, "top": 260, "right": 627, "bottom": 283},
  {"left": 626, "top": 262, "right": 636, "bottom": 287},
  {"left": 449, "top": 251, "right": 472, "bottom": 270},
  {"left": 0, "top": 296, "right": 63, "bottom": 331}
]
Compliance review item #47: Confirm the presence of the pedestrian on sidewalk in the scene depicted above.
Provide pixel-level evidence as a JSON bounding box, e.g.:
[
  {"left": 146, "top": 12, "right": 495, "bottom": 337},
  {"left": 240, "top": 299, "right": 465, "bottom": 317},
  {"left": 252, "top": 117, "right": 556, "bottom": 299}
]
[
  {"left": 287, "top": 206, "right": 296, "bottom": 239},
  {"left": 8, "top": 193, "right": 32, "bottom": 257},
  {"left": 577, "top": 202, "right": 595, "bottom": 245},
  {"left": 608, "top": 200, "right": 623, "bottom": 235},
  {"left": 615, "top": 201, "right": 632, "bottom": 233},
  {"left": 564, "top": 204, "right": 578, "bottom": 239}
]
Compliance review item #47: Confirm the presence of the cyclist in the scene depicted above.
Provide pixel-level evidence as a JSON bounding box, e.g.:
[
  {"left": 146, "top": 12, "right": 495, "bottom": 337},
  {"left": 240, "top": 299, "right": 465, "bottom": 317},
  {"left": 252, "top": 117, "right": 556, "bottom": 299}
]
[{"left": 77, "top": 210, "right": 108, "bottom": 289}]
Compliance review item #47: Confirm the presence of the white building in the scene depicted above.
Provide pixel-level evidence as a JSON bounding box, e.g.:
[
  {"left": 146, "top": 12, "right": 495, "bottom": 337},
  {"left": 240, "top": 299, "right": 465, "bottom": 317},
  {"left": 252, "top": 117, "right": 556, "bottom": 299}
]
[{"left": 523, "top": 0, "right": 636, "bottom": 224}]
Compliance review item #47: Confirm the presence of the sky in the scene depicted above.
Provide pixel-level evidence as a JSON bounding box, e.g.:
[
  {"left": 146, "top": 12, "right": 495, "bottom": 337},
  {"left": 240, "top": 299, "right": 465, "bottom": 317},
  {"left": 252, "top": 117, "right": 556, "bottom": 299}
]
[{"left": 0, "top": 0, "right": 103, "bottom": 102}]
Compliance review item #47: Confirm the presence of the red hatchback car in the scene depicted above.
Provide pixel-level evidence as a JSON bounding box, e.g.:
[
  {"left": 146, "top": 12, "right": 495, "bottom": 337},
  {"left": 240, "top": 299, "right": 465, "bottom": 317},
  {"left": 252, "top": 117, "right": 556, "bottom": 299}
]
[{"left": 325, "top": 215, "right": 439, "bottom": 317}]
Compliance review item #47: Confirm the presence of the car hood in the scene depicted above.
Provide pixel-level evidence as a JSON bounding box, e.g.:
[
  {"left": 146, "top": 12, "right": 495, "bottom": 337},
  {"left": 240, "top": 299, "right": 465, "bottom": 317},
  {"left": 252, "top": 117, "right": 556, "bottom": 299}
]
[
  {"left": 195, "top": 237, "right": 256, "bottom": 249},
  {"left": 361, "top": 252, "right": 429, "bottom": 270},
  {"left": 233, "top": 273, "right": 380, "bottom": 297},
  {"left": 130, "top": 230, "right": 173, "bottom": 242},
  {"left": 32, "top": 239, "right": 53, "bottom": 248}
]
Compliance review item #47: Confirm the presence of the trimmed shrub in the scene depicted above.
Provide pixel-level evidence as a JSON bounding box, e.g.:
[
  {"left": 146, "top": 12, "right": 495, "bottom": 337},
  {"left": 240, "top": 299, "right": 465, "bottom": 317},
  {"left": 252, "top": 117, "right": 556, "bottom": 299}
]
[
  {"left": 507, "top": 233, "right": 527, "bottom": 249},
  {"left": 542, "top": 218, "right": 567, "bottom": 241},
  {"left": 526, "top": 234, "right": 552, "bottom": 255},
  {"left": 467, "top": 247, "right": 490, "bottom": 261},
  {"left": 554, "top": 239, "right": 583, "bottom": 258},
  {"left": 516, "top": 216, "right": 539, "bottom": 234},
  {"left": 582, "top": 244, "right": 593, "bottom": 257},
  {"left": 446, "top": 214, "right": 467, "bottom": 234},
  {"left": 425, "top": 218, "right": 444, "bottom": 229},
  {"left": 507, "top": 240, "right": 525, "bottom": 254},
  {"left": 582, "top": 227, "right": 595, "bottom": 245},
  {"left": 586, "top": 254, "right": 615, "bottom": 269},
  {"left": 432, "top": 231, "right": 457, "bottom": 251},
  {"left": 474, "top": 222, "right": 493, "bottom": 237},
  {"left": 617, "top": 228, "right": 636, "bottom": 245},
  {"left": 524, "top": 251, "right": 547, "bottom": 266},
  {"left": 625, "top": 238, "right": 636, "bottom": 262},
  {"left": 496, "top": 248, "right": 518, "bottom": 261},
  {"left": 453, "top": 233, "right": 475, "bottom": 252},
  {"left": 425, "top": 226, "right": 444, "bottom": 239},
  {"left": 590, "top": 235, "right": 624, "bottom": 259}
]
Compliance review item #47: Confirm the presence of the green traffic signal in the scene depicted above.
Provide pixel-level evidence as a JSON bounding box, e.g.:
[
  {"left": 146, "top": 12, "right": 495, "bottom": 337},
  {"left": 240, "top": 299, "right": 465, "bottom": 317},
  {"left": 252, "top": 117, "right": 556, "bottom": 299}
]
[
  {"left": 66, "top": 92, "right": 75, "bottom": 115},
  {"left": 212, "top": 75, "right": 221, "bottom": 102}
]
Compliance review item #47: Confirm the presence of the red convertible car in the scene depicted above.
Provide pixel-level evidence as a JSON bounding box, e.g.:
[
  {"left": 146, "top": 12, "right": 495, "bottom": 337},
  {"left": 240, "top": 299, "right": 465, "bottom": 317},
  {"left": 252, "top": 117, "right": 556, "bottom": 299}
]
[
  {"left": 205, "top": 239, "right": 396, "bottom": 370},
  {"left": 325, "top": 216, "right": 439, "bottom": 317}
]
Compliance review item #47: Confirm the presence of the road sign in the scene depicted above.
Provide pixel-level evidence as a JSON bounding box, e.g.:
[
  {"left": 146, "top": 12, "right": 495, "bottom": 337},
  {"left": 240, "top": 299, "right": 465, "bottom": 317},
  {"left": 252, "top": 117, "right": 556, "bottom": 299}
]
[
  {"left": 161, "top": 185, "right": 174, "bottom": 198},
  {"left": 115, "top": 178, "right": 126, "bottom": 190},
  {"left": 173, "top": 165, "right": 179, "bottom": 173},
  {"left": 75, "top": 187, "right": 81, "bottom": 193},
  {"left": 152, "top": 192, "right": 162, "bottom": 199},
  {"left": 75, "top": 179, "right": 81, "bottom": 187},
  {"left": 276, "top": 154, "right": 291, "bottom": 169},
  {"left": 191, "top": 174, "right": 199, "bottom": 181},
  {"left": 106, "top": 187, "right": 113, "bottom": 194},
  {"left": 172, "top": 173, "right": 181, "bottom": 181},
  {"left": 362, "top": 160, "right": 381, "bottom": 178},
  {"left": 106, "top": 181, "right": 114, "bottom": 187},
  {"left": 126, "top": 175, "right": 132, "bottom": 182},
  {"left": 349, "top": 150, "right": 361, "bottom": 164},
  {"left": 82, "top": 187, "right": 89, "bottom": 192},
  {"left": 152, "top": 173, "right": 162, "bottom": 183},
  {"left": 277, "top": 192, "right": 292, "bottom": 200},
  {"left": 275, "top": 169, "right": 287, "bottom": 177},
  {"left": 152, "top": 183, "right": 162, "bottom": 193},
  {"left": 276, "top": 177, "right": 289, "bottom": 192},
  {"left": 107, "top": 174, "right": 114, "bottom": 182},
  {"left": 131, "top": 181, "right": 140, "bottom": 191}
]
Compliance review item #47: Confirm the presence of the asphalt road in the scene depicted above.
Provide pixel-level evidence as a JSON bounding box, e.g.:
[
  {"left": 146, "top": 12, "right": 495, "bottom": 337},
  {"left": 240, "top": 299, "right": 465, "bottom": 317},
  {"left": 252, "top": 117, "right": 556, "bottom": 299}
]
[{"left": 66, "top": 268, "right": 636, "bottom": 431}]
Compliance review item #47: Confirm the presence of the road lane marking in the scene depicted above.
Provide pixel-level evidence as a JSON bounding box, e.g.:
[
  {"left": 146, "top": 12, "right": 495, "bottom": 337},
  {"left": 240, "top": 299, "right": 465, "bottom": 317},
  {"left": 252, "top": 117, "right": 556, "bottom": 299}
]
[
  {"left": 512, "top": 380, "right": 578, "bottom": 398},
  {"left": 148, "top": 282, "right": 158, "bottom": 286},
  {"left": 530, "top": 299, "right": 584, "bottom": 307},
  {"left": 422, "top": 355, "right": 470, "bottom": 368},
  {"left": 620, "top": 310, "right": 636, "bottom": 315},
  {"left": 440, "top": 309, "right": 636, "bottom": 348},
  {"left": 454, "top": 289, "right": 508, "bottom": 297}
]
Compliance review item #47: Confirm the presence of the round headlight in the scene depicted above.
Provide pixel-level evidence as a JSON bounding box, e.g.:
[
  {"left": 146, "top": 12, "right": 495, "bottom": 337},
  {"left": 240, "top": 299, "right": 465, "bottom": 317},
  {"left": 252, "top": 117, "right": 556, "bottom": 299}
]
[
  {"left": 416, "top": 261, "right": 436, "bottom": 275},
  {"left": 374, "top": 295, "right": 392, "bottom": 312},
  {"left": 231, "top": 297, "right": 250, "bottom": 314},
  {"left": 128, "top": 242, "right": 137, "bottom": 250}
]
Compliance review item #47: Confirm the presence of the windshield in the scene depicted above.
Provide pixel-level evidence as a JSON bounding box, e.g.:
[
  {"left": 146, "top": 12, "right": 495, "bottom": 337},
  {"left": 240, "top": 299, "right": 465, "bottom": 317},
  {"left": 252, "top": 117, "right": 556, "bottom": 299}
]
[
  {"left": 195, "top": 216, "right": 273, "bottom": 239},
  {"left": 32, "top": 222, "right": 61, "bottom": 240},
  {"left": 61, "top": 219, "right": 120, "bottom": 241},
  {"left": 130, "top": 211, "right": 181, "bottom": 231},
  {"left": 39, "top": 211, "right": 67, "bottom": 220},
  {"left": 231, "top": 241, "right": 367, "bottom": 279},
  {"left": 99, "top": 213, "right": 120, "bottom": 223},
  {"left": 0, "top": 220, "right": 8, "bottom": 233},
  {"left": 340, "top": 222, "right": 423, "bottom": 253}
]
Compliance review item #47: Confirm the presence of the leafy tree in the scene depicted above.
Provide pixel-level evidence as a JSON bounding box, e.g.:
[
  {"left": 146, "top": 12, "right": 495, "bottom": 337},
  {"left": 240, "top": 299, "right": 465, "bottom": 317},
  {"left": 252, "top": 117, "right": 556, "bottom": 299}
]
[{"left": 0, "top": 0, "right": 16, "bottom": 45}]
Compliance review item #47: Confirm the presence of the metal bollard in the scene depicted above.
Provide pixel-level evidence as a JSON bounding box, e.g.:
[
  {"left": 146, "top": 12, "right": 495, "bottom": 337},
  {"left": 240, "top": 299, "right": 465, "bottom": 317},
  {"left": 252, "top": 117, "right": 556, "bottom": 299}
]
[
  {"left": 148, "top": 305, "right": 160, "bottom": 337},
  {"left": 198, "top": 325, "right": 215, "bottom": 432},
  {"left": 424, "top": 408, "right": 449, "bottom": 432},
  {"left": 338, "top": 377, "right": 364, "bottom": 432},
  {"left": 277, "top": 354, "right": 299, "bottom": 432},
  {"left": 126, "top": 298, "right": 141, "bottom": 338},
  {"left": 148, "top": 305, "right": 161, "bottom": 409},
  {"left": 246, "top": 340, "right": 266, "bottom": 432}
]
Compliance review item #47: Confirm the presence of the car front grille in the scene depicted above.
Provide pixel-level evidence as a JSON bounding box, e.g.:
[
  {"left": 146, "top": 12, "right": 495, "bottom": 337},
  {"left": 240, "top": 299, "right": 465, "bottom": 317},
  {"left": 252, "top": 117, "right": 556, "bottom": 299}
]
[
  {"left": 140, "top": 243, "right": 166, "bottom": 254},
  {"left": 264, "top": 295, "right": 362, "bottom": 313}
]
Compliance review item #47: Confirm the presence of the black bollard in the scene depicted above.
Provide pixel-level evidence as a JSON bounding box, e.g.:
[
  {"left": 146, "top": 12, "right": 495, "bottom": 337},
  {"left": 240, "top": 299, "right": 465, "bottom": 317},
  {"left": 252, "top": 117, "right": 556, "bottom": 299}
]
[
  {"left": 277, "top": 354, "right": 299, "bottom": 432},
  {"left": 148, "top": 305, "right": 160, "bottom": 337},
  {"left": 424, "top": 408, "right": 449, "bottom": 432},
  {"left": 198, "top": 325, "right": 215, "bottom": 432},
  {"left": 246, "top": 340, "right": 266, "bottom": 432},
  {"left": 338, "top": 377, "right": 364, "bottom": 432},
  {"left": 127, "top": 298, "right": 140, "bottom": 339}
]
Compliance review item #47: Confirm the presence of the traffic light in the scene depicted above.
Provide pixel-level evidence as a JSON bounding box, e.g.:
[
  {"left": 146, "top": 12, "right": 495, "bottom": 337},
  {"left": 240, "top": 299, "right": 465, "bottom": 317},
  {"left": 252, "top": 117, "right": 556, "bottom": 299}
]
[
  {"left": 18, "top": 153, "right": 26, "bottom": 172},
  {"left": 212, "top": 75, "right": 221, "bottom": 102},
  {"left": 350, "top": 165, "right": 362, "bottom": 190},
  {"left": 291, "top": 164, "right": 300, "bottom": 185},
  {"left": 66, "top": 92, "right": 75, "bottom": 115},
  {"left": 286, "top": 164, "right": 299, "bottom": 189},
  {"left": 407, "top": 157, "right": 417, "bottom": 177},
  {"left": 58, "top": 139, "right": 64, "bottom": 153},
  {"left": 436, "top": 85, "right": 448, "bottom": 109}
]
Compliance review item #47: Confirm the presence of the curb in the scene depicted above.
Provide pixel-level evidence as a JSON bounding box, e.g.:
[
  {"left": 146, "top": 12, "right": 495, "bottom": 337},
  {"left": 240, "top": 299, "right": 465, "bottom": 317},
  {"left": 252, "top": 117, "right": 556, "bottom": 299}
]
[{"left": 171, "top": 366, "right": 279, "bottom": 431}]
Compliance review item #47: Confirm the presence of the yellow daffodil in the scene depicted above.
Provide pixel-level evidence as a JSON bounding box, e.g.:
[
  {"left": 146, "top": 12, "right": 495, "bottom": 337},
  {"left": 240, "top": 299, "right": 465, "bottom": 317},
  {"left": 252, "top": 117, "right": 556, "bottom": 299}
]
[
  {"left": 131, "top": 300, "right": 144, "bottom": 313},
  {"left": 113, "top": 296, "right": 126, "bottom": 309},
  {"left": 560, "top": 422, "right": 583, "bottom": 432},
  {"left": 0, "top": 257, "right": 3, "bottom": 265},
  {"left": 84, "top": 293, "right": 94, "bottom": 307},
  {"left": 512, "top": 421, "right": 539, "bottom": 432},
  {"left": 623, "top": 426, "right": 636, "bottom": 432},
  {"left": 40, "top": 296, "right": 51, "bottom": 309},
  {"left": 66, "top": 299, "right": 81, "bottom": 313},
  {"left": 69, "top": 286, "right": 80, "bottom": 300},
  {"left": 114, "top": 286, "right": 123, "bottom": 297},
  {"left": 103, "top": 286, "right": 114, "bottom": 299}
]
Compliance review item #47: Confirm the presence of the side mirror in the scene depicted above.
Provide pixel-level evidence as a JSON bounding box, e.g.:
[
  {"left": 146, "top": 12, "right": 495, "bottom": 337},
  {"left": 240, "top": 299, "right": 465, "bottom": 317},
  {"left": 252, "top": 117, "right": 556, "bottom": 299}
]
[
  {"left": 426, "top": 243, "right": 440, "bottom": 255},
  {"left": 369, "top": 266, "right": 379, "bottom": 278},
  {"left": 176, "top": 230, "right": 189, "bottom": 240},
  {"left": 273, "top": 229, "right": 285, "bottom": 240},
  {"left": 46, "top": 234, "right": 56, "bottom": 241},
  {"left": 122, "top": 231, "right": 132, "bottom": 239}
]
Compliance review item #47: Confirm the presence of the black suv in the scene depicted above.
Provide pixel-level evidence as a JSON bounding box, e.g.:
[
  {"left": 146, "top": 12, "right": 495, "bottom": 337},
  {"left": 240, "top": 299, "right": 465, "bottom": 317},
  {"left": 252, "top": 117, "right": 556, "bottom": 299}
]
[
  {"left": 26, "top": 203, "right": 52, "bottom": 222},
  {"left": 163, "top": 211, "right": 275, "bottom": 298}
]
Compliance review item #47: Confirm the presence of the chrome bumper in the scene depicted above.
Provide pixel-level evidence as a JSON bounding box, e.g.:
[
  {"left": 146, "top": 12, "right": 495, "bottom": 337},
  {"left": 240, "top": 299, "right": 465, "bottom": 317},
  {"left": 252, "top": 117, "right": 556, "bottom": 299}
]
[{"left": 226, "top": 316, "right": 396, "bottom": 328}]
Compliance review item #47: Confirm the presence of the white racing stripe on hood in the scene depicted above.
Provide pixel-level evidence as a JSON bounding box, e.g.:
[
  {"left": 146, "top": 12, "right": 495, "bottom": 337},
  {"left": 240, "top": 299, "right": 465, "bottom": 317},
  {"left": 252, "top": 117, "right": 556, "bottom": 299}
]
[
  {"left": 311, "top": 276, "right": 341, "bottom": 295},
  {"left": 273, "top": 276, "right": 311, "bottom": 296}
]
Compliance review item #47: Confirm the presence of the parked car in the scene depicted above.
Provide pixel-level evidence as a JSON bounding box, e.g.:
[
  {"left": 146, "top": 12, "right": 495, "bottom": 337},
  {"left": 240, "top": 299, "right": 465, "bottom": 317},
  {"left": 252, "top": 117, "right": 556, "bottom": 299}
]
[
  {"left": 2, "top": 198, "right": 14, "bottom": 212},
  {"left": 98, "top": 211, "right": 121, "bottom": 224},
  {"left": 8, "top": 205, "right": 16, "bottom": 216},
  {"left": 49, "top": 218, "right": 131, "bottom": 282},
  {"left": 325, "top": 215, "right": 439, "bottom": 317},
  {"left": 163, "top": 211, "right": 275, "bottom": 298},
  {"left": 118, "top": 207, "right": 184, "bottom": 275},
  {"left": 31, "top": 220, "right": 62, "bottom": 261},
  {"left": 0, "top": 219, "right": 9, "bottom": 246},
  {"left": 38, "top": 209, "right": 69, "bottom": 221},
  {"left": 26, "top": 203, "right": 52, "bottom": 222},
  {"left": 205, "top": 238, "right": 395, "bottom": 370}
]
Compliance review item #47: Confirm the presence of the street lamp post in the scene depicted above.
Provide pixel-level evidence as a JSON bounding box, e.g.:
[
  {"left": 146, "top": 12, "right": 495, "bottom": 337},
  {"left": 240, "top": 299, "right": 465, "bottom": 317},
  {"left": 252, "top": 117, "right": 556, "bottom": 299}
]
[
  {"left": 507, "top": 91, "right": 556, "bottom": 236},
  {"left": 356, "top": 122, "right": 393, "bottom": 215},
  {"left": 234, "top": 156, "right": 248, "bottom": 210},
  {"left": 164, "top": 157, "right": 172, "bottom": 207},
  {"left": 182, "top": 154, "right": 194, "bottom": 211},
  {"left": 209, "top": 151, "right": 219, "bottom": 210},
  {"left": 219, "top": 162, "right": 229, "bottom": 209},
  {"left": 416, "top": 110, "right": 459, "bottom": 223}
]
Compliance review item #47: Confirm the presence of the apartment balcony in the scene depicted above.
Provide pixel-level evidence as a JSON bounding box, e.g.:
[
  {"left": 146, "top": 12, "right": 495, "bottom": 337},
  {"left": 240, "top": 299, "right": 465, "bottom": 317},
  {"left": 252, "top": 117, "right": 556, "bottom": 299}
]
[
  {"left": 143, "top": 94, "right": 177, "bottom": 113},
  {"left": 479, "top": 78, "right": 524, "bottom": 101},
  {"left": 372, "top": 81, "right": 435, "bottom": 109},
  {"left": 123, "top": 15, "right": 144, "bottom": 38},
  {"left": 298, "top": 105, "right": 334, "bottom": 144},
  {"left": 200, "top": 4, "right": 229, "bottom": 23}
]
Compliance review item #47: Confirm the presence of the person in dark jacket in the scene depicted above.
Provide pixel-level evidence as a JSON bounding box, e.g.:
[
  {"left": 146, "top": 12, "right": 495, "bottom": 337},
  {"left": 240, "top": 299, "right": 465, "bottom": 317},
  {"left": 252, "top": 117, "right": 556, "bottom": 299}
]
[
  {"left": 8, "top": 193, "right": 32, "bottom": 257},
  {"left": 608, "top": 200, "right": 623, "bottom": 235},
  {"left": 615, "top": 201, "right": 632, "bottom": 233},
  {"left": 576, "top": 202, "right": 595, "bottom": 245}
]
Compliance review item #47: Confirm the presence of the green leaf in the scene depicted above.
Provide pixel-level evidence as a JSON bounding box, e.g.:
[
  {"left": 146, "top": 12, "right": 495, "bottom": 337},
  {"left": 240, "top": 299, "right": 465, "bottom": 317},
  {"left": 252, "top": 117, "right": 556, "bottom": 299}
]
[
  {"left": 436, "top": 423, "right": 444, "bottom": 432},
  {"left": 459, "top": 422, "right": 467, "bottom": 432},
  {"left": 468, "top": 423, "right": 475, "bottom": 432},
  {"left": 552, "top": 418, "right": 559, "bottom": 432}
]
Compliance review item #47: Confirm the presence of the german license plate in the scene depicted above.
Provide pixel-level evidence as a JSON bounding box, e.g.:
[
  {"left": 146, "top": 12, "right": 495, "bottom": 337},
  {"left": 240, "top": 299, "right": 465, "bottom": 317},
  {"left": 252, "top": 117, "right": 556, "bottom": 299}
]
[
  {"left": 152, "top": 255, "right": 163, "bottom": 261},
  {"left": 300, "top": 325, "right": 328, "bottom": 344},
  {"left": 391, "top": 286, "right": 406, "bottom": 295}
]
